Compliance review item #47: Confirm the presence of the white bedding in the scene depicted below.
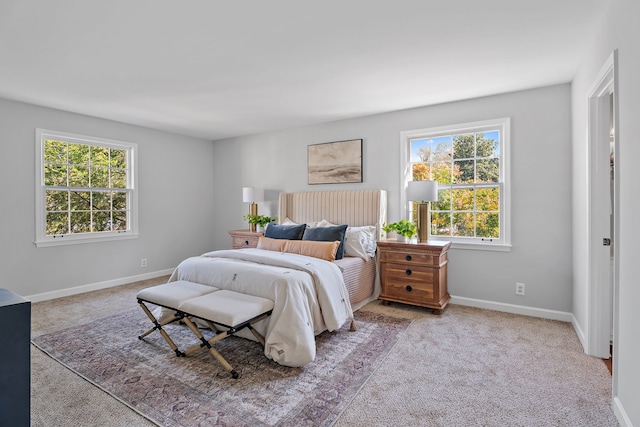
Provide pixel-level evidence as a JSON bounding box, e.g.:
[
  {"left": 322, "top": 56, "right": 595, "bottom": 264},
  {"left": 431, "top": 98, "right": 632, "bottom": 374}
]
[{"left": 161, "top": 248, "right": 354, "bottom": 367}]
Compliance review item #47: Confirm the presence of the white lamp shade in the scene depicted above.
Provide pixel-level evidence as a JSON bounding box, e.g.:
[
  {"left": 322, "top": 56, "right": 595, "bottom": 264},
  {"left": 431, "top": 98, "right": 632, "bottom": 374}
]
[
  {"left": 242, "top": 187, "right": 264, "bottom": 203},
  {"left": 407, "top": 180, "right": 438, "bottom": 202}
]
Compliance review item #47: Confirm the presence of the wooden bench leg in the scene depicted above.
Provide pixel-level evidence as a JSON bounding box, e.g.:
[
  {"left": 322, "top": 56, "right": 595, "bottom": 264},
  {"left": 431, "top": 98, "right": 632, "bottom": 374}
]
[
  {"left": 207, "top": 345, "right": 238, "bottom": 378},
  {"left": 182, "top": 318, "right": 209, "bottom": 354},
  {"left": 181, "top": 317, "right": 239, "bottom": 378},
  {"left": 248, "top": 326, "right": 266, "bottom": 347},
  {"left": 138, "top": 301, "right": 185, "bottom": 357},
  {"left": 175, "top": 291, "right": 274, "bottom": 379},
  {"left": 138, "top": 313, "right": 181, "bottom": 339}
]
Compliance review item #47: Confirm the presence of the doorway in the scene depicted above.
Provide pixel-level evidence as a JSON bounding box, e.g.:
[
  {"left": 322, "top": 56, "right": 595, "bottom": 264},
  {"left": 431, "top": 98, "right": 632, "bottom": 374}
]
[{"left": 587, "top": 51, "right": 618, "bottom": 362}]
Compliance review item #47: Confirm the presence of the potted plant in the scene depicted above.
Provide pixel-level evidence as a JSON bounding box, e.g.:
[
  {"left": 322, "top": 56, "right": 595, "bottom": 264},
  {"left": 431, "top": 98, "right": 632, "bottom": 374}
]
[
  {"left": 383, "top": 220, "right": 417, "bottom": 243},
  {"left": 244, "top": 214, "right": 278, "bottom": 232}
]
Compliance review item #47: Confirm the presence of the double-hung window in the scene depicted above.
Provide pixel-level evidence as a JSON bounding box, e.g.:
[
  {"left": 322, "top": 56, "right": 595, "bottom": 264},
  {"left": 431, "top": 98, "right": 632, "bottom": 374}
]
[
  {"left": 401, "top": 118, "right": 510, "bottom": 250},
  {"left": 35, "top": 129, "right": 138, "bottom": 247}
]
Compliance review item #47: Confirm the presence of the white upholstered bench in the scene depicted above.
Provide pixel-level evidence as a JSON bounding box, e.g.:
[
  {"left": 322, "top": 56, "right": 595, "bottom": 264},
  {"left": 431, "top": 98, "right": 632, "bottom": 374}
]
[
  {"left": 137, "top": 282, "right": 274, "bottom": 379},
  {"left": 137, "top": 280, "right": 220, "bottom": 357},
  {"left": 178, "top": 290, "right": 274, "bottom": 379}
]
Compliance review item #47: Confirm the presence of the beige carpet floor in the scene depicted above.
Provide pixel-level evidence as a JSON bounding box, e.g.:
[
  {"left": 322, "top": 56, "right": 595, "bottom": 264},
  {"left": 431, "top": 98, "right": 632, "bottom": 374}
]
[{"left": 31, "top": 276, "right": 618, "bottom": 426}]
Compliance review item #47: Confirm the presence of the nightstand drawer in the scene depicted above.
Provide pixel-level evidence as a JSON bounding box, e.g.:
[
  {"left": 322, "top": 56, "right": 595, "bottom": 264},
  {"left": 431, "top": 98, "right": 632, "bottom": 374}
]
[
  {"left": 232, "top": 235, "right": 260, "bottom": 249},
  {"left": 382, "top": 263, "right": 434, "bottom": 283},
  {"left": 380, "top": 251, "right": 439, "bottom": 266},
  {"left": 228, "top": 230, "right": 263, "bottom": 249},
  {"left": 381, "top": 279, "right": 434, "bottom": 301}
]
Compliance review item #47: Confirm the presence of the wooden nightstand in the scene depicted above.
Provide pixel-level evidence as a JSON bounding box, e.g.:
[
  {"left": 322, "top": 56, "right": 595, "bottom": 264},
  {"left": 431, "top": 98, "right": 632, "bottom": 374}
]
[
  {"left": 228, "top": 230, "right": 263, "bottom": 249},
  {"left": 377, "top": 239, "right": 451, "bottom": 314}
]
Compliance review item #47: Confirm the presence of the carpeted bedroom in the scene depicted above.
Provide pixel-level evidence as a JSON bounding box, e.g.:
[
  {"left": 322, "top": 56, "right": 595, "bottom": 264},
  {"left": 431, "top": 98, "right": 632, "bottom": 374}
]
[{"left": 30, "top": 276, "right": 617, "bottom": 426}]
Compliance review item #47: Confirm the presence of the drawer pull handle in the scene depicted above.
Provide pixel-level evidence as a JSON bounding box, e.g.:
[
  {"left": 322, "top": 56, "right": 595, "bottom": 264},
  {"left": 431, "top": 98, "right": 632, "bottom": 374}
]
[
  {"left": 405, "top": 255, "right": 412, "bottom": 261},
  {"left": 405, "top": 285, "right": 413, "bottom": 292},
  {"left": 244, "top": 240, "right": 249, "bottom": 245},
  {"left": 405, "top": 269, "right": 412, "bottom": 276}
]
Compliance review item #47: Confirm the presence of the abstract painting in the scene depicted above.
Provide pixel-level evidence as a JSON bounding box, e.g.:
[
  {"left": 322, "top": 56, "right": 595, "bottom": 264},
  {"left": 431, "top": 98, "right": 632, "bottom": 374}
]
[{"left": 308, "top": 139, "right": 363, "bottom": 184}]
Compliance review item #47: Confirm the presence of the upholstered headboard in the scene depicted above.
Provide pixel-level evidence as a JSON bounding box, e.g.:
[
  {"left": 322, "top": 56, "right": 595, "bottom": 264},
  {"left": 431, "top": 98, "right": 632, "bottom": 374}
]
[{"left": 278, "top": 190, "right": 387, "bottom": 239}]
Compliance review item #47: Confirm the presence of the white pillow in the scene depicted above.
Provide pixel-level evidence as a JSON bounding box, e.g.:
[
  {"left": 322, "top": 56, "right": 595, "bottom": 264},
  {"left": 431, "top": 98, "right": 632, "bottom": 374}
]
[
  {"left": 313, "top": 220, "right": 376, "bottom": 259},
  {"left": 344, "top": 225, "right": 376, "bottom": 260},
  {"left": 284, "top": 217, "right": 320, "bottom": 227}
]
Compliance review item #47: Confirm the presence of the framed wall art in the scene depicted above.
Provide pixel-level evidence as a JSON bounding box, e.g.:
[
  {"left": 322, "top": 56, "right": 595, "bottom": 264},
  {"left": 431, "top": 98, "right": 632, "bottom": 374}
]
[{"left": 307, "top": 139, "right": 363, "bottom": 184}]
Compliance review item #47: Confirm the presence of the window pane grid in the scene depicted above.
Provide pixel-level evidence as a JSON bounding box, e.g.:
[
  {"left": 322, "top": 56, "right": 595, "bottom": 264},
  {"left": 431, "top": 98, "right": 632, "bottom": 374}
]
[
  {"left": 44, "top": 189, "right": 131, "bottom": 235},
  {"left": 429, "top": 184, "right": 501, "bottom": 239},
  {"left": 42, "top": 138, "right": 132, "bottom": 237},
  {"left": 407, "top": 123, "right": 505, "bottom": 243}
]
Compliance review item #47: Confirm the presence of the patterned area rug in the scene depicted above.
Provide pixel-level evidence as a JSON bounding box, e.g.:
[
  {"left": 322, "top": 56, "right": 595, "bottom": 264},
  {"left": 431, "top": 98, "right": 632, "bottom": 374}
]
[{"left": 32, "top": 308, "right": 411, "bottom": 427}]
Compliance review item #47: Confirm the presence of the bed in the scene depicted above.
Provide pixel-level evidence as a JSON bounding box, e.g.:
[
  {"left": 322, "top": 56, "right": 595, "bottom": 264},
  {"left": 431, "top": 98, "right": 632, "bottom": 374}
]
[{"left": 162, "top": 189, "right": 387, "bottom": 367}]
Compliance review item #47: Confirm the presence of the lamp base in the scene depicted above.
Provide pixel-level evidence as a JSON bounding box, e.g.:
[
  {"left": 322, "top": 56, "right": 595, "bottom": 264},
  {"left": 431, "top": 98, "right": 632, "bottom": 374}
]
[
  {"left": 249, "top": 203, "right": 258, "bottom": 232},
  {"left": 416, "top": 203, "right": 429, "bottom": 243}
]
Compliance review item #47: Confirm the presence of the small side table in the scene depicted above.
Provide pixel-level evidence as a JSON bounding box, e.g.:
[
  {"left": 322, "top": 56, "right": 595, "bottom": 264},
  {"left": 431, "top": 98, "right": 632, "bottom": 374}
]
[
  {"left": 377, "top": 239, "right": 451, "bottom": 314},
  {"left": 228, "top": 229, "right": 263, "bottom": 249}
]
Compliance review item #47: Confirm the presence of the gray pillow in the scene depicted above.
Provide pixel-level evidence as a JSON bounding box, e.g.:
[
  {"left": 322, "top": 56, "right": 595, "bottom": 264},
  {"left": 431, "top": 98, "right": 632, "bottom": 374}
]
[
  {"left": 303, "top": 224, "right": 348, "bottom": 260},
  {"left": 264, "top": 223, "right": 306, "bottom": 240}
]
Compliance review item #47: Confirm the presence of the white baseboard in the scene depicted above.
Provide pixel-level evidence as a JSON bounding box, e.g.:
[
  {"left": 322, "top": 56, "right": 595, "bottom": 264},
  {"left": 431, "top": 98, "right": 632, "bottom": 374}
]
[
  {"left": 571, "top": 314, "right": 588, "bottom": 353},
  {"left": 26, "top": 269, "right": 174, "bottom": 303},
  {"left": 613, "top": 396, "right": 632, "bottom": 427},
  {"left": 450, "top": 295, "right": 573, "bottom": 322}
]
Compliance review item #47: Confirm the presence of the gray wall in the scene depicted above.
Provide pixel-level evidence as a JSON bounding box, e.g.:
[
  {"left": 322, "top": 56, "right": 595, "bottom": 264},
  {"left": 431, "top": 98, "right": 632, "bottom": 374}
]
[
  {"left": 212, "top": 84, "right": 573, "bottom": 313},
  {"left": 0, "top": 98, "right": 216, "bottom": 298},
  {"left": 572, "top": 0, "right": 640, "bottom": 424}
]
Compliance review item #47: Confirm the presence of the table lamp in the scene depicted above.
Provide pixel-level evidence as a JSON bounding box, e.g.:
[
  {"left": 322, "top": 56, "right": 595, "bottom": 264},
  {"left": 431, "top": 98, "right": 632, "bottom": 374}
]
[
  {"left": 242, "top": 187, "right": 264, "bottom": 232},
  {"left": 407, "top": 180, "right": 438, "bottom": 243}
]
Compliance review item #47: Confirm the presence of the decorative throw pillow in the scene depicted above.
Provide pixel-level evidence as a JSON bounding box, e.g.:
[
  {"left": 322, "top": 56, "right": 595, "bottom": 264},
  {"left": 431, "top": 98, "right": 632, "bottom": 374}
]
[
  {"left": 283, "top": 239, "right": 340, "bottom": 262},
  {"left": 302, "top": 224, "right": 348, "bottom": 259},
  {"left": 256, "top": 236, "right": 287, "bottom": 252},
  {"left": 344, "top": 225, "right": 377, "bottom": 260},
  {"left": 264, "top": 223, "right": 306, "bottom": 240}
]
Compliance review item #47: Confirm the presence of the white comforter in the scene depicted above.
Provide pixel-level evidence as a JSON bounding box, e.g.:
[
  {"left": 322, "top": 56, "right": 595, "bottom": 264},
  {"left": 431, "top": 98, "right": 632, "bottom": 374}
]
[{"left": 162, "top": 248, "right": 353, "bottom": 367}]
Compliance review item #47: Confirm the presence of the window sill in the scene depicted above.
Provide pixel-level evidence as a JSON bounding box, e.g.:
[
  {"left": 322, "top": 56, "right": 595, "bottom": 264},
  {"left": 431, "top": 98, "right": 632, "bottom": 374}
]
[
  {"left": 428, "top": 239, "right": 512, "bottom": 252},
  {"left": 34, "top": 232, "right": 139, "bottom": 248}
]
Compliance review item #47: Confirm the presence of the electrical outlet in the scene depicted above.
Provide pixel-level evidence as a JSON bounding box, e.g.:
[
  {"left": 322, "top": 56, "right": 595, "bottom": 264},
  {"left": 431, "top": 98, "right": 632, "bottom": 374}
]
[
  {"left": 141, "top": 258, "right": 147, "bottom": 268},
  {"left": 515, "top": 282, "right": 525, "bottom": 296}
]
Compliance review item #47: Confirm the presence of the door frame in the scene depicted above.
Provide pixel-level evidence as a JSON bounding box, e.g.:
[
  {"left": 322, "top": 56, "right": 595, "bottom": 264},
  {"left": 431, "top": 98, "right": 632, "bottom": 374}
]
[{"left": 587, "top": 50, "right": 619, "bottom": 362}]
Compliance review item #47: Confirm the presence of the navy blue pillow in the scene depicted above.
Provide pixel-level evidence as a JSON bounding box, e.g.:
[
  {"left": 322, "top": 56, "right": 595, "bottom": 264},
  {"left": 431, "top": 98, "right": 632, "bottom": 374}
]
[
  {"left": 303, "top": 224, "right": 348, "bottom": 260},
  {"left": 264, "top": 223, "right": 306, "bottom": 240}
]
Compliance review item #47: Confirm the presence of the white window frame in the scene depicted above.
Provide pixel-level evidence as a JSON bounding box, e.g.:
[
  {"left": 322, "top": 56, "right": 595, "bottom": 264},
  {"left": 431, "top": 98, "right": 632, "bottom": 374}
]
[
  {"left": 35, "top": 129, "right": 139, "bottom": 247},
  {"left": 400, "top": 118, "right": 511, "bottom": 251}
]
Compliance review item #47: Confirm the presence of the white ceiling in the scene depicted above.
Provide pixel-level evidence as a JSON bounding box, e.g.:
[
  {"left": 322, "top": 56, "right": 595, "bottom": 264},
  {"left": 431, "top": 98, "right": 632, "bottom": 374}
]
[{"left": 0, "top": 1, "right": 609, "bottom": 141}]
